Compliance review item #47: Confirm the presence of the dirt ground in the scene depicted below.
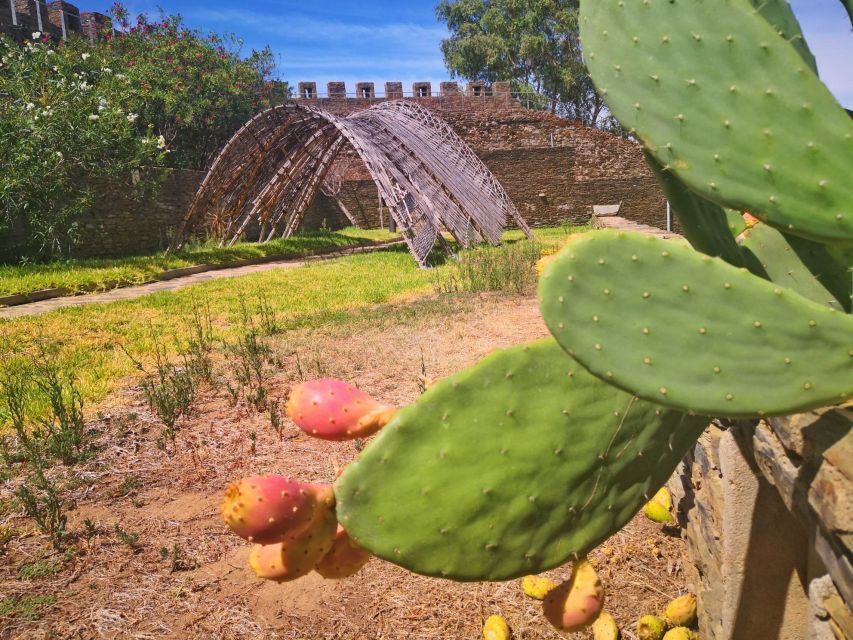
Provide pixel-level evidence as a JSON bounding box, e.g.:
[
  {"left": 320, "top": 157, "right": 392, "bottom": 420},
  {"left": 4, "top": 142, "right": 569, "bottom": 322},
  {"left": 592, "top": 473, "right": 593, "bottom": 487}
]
[{"left": 1, "top": 294, "right": 692, "bottom": 639}]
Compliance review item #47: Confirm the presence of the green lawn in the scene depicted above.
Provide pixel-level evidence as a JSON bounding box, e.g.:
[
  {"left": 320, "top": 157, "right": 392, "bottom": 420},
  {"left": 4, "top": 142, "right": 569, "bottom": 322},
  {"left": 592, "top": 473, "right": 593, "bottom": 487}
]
[
  {"left": 0, "top": 226, "right": 582, "bottom": 423},
  {"left": 0, "top": 227, "right": 398, "bottom": 299}
]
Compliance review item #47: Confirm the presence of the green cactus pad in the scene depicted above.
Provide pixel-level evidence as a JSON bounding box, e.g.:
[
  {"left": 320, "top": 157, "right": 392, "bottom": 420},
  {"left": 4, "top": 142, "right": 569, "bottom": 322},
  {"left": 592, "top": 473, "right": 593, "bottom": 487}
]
[
  {"left": 739, "top": 222, "right": 851, "bottom": 313},
  {"left": 747, "top": 0, "right": 816, "bottom": 73},
  {"left": 335, "top": 339, "right": 707, "bottom": 581},
  {"left": 646, "top": 152, "right": 744, "bottom": 267},
  {"left": 539, "top": 230, "right": 853, "bottom": 418},
  {"left": 579, "top": 0, "right": 853, "bottom": 244}
]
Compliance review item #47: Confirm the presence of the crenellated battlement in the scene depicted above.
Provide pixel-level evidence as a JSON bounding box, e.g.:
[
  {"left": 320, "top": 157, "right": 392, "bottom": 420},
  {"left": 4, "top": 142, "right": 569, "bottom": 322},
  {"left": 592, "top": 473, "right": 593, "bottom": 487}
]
[
  {"left": 296, "top": 80, "right": 513, "bottom": 102},
  {"left": 0, "top": 0, "right": 111, "bottom": 44}
]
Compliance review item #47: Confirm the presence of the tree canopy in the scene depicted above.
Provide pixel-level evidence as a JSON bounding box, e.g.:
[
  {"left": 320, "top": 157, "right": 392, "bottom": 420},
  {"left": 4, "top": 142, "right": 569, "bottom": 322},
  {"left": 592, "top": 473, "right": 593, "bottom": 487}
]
[{"left": 435, "top": 0, "right": 619, "bottom": 130}]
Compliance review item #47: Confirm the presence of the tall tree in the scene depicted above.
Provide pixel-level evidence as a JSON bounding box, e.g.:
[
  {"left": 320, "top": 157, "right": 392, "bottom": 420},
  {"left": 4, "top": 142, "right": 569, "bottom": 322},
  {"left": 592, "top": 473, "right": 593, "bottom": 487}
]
[{"left": 436, "top": 0, "right": 618, "bottom": 130}]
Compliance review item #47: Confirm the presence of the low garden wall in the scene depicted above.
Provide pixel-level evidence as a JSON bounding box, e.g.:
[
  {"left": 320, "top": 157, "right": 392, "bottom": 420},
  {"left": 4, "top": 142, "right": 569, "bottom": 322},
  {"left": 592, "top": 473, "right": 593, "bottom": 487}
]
[{"left": 669, "top": 410, "right": 852, "bottom": 639}]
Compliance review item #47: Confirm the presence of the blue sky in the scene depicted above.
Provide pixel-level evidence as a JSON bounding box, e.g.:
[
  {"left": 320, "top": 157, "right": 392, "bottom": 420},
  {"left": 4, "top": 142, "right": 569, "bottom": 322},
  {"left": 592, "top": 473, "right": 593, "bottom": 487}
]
[{"left": 88, "top": 0, "right": 852, "bottom": 106}]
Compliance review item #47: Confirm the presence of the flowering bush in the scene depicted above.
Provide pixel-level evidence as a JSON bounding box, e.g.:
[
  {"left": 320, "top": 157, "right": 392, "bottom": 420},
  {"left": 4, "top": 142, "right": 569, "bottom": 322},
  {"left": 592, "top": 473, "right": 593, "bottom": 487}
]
[
  {"left": 106, "top": 5, "right": 289, "bottom": 170},
  {"left": 0, "top": 34, "right": 167, "bottom": 257},
  {"left": 0, "top": 6, "right": 289, "bottom": 259}
]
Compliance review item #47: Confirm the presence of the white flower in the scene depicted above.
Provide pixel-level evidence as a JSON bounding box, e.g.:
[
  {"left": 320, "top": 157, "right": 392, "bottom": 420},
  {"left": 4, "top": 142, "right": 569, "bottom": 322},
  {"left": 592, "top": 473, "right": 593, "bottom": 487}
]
[
  {"left": 88, "top": 114, "right": 99, "bottom": 121},
  {"left": 32, "top": 32, "right": 41, "bottom": 40},
  {"left": 47, "top": 49, "right": 55, "bottom": 56},
  {"left": 56, "top": 151, "right": 63, "bottom": 159},
  {"left": 79, "top": 82, "right": 91, "bottom": 91},
  {"left": 156, "top": 135, "right": 167, "bottom": 149},
  {"left": 101, "top": 67, "right": 112, "bottom": 74},
  {"left": 52, "top": 66, "right": 58, "bottom": 72},
  {"left": 25, "top": 102, "right": 35, "bottom": 110},
  {"left": 126, "top": 113, "right": 139, "bottom": 123},
  {"left": 115, "top": 73, "right": 126, "bottom": 79},
  {"left": 81, "top": 53, "right": 90, "bottom": 60}
]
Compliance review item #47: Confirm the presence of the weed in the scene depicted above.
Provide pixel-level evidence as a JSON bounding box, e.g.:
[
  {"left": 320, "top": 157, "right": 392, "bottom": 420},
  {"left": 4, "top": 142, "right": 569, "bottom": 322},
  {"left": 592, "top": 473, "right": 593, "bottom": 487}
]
[
  {"left": 248, "top": 431, "right": 257, "bottom": 456},
  {"left": 126, "top": 337, "right": 196, "bottom": 444},
  {"left": 18, "top": 557, "right": 62, "bottom": 580},
  {"left": 256, "top": 290, "right": 280, "bottom": 335},
  {"left": 82, "top": 518, "right": 97, "bottom": 541},
  {"left": 354, "top": 438, "right": 365, "bottom": 453},
  {"left": 433, "top": 240, "right": 543, "bottom": 295},
  {"left": 113, "top": 523, "right": 139, "bottom": 550},
  {"left": 0, "top": 357, "right": 40, "bottom": 467},
  {"left": 222, "top": 298, "right": 272, "bottom": 411},
  {"left": 110, "top": 476, "right": 140, "bottom": 499},
  {"left": 0, "top": 524, "right": 16, "bottom": 555},
  {"left": 31, "top": 346, "right": 90, "bottom": 466},
  {"left": 269, "top": 400, "right": 283, "bottom": 439},
  {"left": 185, "top": 298, "right": 215, "bottom": 383},
  {"left": 15, "top": 468, "right": 67, "bottom": 550},
  {"left": 159, "top": 543, "right": 194, "bottom": 572},
  {"left": 0, "top": 594, "right": 58, "bottom": 621}
]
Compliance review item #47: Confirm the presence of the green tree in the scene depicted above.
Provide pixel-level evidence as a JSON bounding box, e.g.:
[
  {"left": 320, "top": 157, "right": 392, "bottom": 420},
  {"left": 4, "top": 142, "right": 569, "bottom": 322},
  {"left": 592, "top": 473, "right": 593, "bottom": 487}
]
[
  {"left": 106, "top": 4, "right": 291, "bottom": 170},
  {"left": 436, "top": 0, "right": 618, "bottom": 129}
]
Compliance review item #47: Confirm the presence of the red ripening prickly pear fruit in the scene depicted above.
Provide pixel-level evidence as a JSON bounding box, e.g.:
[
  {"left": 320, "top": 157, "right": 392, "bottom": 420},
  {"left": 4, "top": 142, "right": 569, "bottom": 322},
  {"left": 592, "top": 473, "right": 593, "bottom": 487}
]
[
  {"left": 543, "top": 558, "right": 605, "bottom": 632},
  {"left": 315, "top": 525, "right": 372, "bottom": 579},
  {"left": 248, "top": 507, "right": 337, "bottom": 582},
  {"left": 221, "top": 475, "right": 335, "bottom": 545},
  {"left": 286, "top": 379, "right": 397, "bottom": 441}
]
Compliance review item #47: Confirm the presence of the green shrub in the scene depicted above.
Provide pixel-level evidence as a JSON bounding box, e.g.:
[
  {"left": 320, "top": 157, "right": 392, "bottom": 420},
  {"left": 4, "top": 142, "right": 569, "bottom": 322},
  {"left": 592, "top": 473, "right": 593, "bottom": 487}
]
[{"left": 435, "top": 240, "right": 543, "bottom": 295}]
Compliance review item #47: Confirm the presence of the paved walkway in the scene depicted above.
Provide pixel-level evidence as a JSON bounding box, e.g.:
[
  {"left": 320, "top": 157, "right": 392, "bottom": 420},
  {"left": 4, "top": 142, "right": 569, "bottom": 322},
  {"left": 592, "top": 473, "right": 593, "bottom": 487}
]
[{"left": 0, "top": 241, "right": 405, "bottom": 321}]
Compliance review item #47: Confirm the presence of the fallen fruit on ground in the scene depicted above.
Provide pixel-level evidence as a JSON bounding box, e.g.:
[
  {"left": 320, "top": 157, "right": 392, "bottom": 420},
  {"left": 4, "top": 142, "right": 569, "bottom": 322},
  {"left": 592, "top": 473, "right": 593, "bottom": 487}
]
[
  {"left": 663, "top": 593, "right": 697, "bottom": 627},
  {"left": 483, "top": 614, "right": 511, "bottom": 640},
  {"left": 637, "top": 615, "right": 667, "bottom": 640},
  {"left": 663, "top": 627, "right": 694, "bottom": 640},
  {"left": 592, "top": 611, "right": 621, "bottom": 640},
  {"left": 522, "top": 575, "right": 558, "bottom": 600}
]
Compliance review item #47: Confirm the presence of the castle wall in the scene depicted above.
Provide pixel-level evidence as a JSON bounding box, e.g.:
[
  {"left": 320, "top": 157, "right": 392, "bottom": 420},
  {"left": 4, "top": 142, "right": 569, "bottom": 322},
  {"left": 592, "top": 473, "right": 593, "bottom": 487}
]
[{"left": 0, "top": 0, "right": 110, "bottom": 43}]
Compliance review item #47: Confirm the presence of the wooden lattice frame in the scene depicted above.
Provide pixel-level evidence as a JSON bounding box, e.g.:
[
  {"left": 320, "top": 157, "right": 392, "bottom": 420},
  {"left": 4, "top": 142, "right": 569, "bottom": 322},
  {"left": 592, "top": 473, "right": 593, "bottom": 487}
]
[{"left": 172, "top": 101, "right": 532, "bottom": 266}]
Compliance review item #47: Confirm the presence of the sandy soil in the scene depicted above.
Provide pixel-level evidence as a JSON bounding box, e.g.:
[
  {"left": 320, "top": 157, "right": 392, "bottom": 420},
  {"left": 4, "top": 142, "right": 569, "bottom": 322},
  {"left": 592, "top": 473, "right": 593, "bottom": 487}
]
[{"left": 0, "top": 294, "right": 691, "bottom": 639}]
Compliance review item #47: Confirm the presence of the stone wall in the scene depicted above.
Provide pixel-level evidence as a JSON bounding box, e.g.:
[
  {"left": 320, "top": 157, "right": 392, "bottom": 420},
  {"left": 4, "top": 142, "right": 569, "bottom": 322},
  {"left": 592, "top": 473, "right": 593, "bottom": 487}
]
[
  {"left": 0, "top": 1, "right": 110, "bottom": 43},
  {"left": 669, "top": 409, "right": 852, "bottom": 640},
  {"left": 297, "top": 89, "right": 667, "bottom": 231}
]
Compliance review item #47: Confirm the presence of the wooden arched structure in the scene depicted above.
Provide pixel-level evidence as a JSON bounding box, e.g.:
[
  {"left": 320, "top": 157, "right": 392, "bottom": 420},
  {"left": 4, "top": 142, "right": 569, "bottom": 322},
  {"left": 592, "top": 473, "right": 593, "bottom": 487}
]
[{"left": 172, "top": 101, "right": 532, "bottom": 266}]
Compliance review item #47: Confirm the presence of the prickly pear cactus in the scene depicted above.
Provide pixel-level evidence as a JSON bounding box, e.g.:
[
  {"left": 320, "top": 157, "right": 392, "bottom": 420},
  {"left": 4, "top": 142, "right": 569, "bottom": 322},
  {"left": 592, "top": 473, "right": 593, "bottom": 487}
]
[
  {"left": 579, "top": 0, "right": 853, "bottom": 244},
  {"left": 539, "top": 231, "right": 853, "bottom": 418},
  {"left": 335, "top": 339, "right": 707, "bottom": 581}
]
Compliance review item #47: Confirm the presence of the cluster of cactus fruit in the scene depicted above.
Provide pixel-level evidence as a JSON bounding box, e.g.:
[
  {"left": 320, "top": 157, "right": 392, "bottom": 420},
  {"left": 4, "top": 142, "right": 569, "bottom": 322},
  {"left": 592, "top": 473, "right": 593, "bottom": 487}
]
[{"left": 220, "top": 0, "right": 851, "bottom": 634}]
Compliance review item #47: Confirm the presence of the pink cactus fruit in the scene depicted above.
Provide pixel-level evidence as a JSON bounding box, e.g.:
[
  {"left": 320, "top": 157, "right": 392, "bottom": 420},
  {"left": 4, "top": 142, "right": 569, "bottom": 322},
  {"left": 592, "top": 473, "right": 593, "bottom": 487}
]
[
  {"left": 248, "top": 507, "right": 337, "bottom": 582},
  {"left": 542, "top": 558, "right": 605, "bottom": 632},
  {"left": 286, "top": 379, "right": 397, "bottom": 441},
  {"left": 315, "top": 524, "right": 372, "bottom": 579},
  {"left": 221, "top": 475, "right": 335, "bottom": 545}
]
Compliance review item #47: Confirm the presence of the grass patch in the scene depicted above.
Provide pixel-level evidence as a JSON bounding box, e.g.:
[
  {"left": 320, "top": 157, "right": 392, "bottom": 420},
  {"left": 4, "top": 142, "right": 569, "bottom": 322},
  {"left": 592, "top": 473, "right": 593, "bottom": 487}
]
[
  {"left": 0, "top": 227, "right": 398, "bottom": 298},
  {"left": 0, "top": 594, "right": 57, "bottom": 620},
  {"left": 0, "top": 227, "right": 584, "bottom": 424}
]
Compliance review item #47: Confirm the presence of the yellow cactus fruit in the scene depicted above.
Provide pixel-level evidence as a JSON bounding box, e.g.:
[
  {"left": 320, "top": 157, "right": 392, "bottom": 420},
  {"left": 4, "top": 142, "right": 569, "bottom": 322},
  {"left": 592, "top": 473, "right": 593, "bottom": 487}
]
[
  {"left": 642, "top": 499, "right": 674, "bottom": 524},
  {"left": 536, "top": 253, "right": 557, "bottom": 275},
  {"left": 662, "top": 628, "right": 694, "bottom": 640},
  {"left": 650, "top": 487, "right": 673, "bottom": 511},
  {"left": 542, "top": 558, "right": 605, "bottom": 632},
  {"left": 483, "top": 614, "right": 511, "bottom": 640},
  {"left": 522, "top": 575, "right": 558, "bottom": 600},
  {"left": 592, "top": 611, "right": 621, "bottom": 640},
  {"left": 637, "top": 615, "right": 667, "bottom": 640},
  {"left": 663, "top": 594, "right": 697, "bottom": 627}
]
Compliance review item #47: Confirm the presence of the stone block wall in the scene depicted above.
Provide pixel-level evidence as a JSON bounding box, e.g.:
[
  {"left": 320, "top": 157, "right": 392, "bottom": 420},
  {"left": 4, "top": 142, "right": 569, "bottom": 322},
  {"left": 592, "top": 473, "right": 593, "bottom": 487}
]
[
  {"left": 297, "top": 88, "right": 668, "bottom": 231},
  {"left": 0, "top": 0, "right": 110, "bottom": 42},
  {"left": 669, "top": 409, "right": 852, "bottom": 640}
]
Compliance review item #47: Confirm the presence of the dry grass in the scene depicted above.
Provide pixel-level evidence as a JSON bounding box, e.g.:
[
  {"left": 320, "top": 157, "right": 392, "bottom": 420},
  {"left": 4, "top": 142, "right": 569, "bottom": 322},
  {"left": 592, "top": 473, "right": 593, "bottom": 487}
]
[{"left": 0, "top": 295, "right": 691, "bottom": 639}]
